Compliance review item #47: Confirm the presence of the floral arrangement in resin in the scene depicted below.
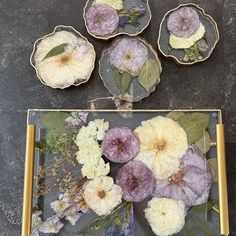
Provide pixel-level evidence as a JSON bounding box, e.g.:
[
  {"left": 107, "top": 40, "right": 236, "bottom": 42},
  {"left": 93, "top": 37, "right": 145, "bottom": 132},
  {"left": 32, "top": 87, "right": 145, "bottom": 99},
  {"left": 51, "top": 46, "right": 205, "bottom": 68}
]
[
  {"left": 99, "top": 37, "right": 162, "bottom": 102},
  {"left": 167, "top": 6, "right": 209, "bottom": 62},
  {"left": 31, "top": 26, "right": 96, "bottom": 89},
  {"left": 31, "top": 111, "right": 219, "bottom": 235},
  {"left": 158, "top": 4, "right": 219, "bottom": 65},
  {"left": 84, "top": 0, "right": 151, "bottom": 39}
]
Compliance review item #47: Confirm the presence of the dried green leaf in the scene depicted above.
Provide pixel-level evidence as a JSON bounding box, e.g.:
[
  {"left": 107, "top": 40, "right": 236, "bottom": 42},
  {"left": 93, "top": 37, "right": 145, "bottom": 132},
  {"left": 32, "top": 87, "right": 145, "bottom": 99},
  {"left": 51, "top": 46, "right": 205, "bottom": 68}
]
[
  {"left": 114, "top": 70, "right": 132, "bottom": 96},
  {"left": 138, "top": 59, "right": 160, "bottom": 91},
  {"left": 208, "top": 158, "right": 218, "bottom": 182},
  {"left": 40, "top": 112, "right": 69, "bottom": 129},
  {"left": 178, "top": 113, "right": 210, "bottom": 144},
  {"left": 42, "top": 43, "right": 68, "bottom": 61},
  {"left": 166, "top": 111, "right": 185, "bottom": 121},
  {"left": 195, "top": 131, "right": 211, "bottom": 154}
]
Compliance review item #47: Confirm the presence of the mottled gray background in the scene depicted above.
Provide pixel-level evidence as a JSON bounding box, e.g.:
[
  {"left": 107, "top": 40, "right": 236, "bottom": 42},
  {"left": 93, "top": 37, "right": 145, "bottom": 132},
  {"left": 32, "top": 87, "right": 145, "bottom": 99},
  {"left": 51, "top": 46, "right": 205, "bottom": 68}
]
[{"left": 0, "top": 0, "right": 235, "bottom": 235}]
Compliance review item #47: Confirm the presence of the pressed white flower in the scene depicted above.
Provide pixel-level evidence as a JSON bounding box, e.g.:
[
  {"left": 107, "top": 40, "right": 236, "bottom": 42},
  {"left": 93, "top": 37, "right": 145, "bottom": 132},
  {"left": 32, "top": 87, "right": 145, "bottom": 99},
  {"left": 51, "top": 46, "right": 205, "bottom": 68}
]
[
  {"left": 76, "top": 138, "right": 102, "bottom": 164},
  {"left": 83, "top": 176, "right": 122, "bottom": 216},
  {"left": 81, "top": 158, "right": 110, "bottom": 179},
  {"left": 135, "top": 150, "right": 180, "bottom": 180},
  {"left": 134, "top": 116, "right": 188, "bottom": 179},
  {"left": 75, "top": 119, "right": 109, "bottom": 146},
  {"left": 34, "top": 31, "right": 95, "bottom": 88},
  {"left": 65, "top": 207, "right": 82, "bottom": 226},
  {"left": 145, "top": 198, "right": 186, "bottom": 236},
  {"left": 169, "top": 23, "right": 206, "bottom": 49},
  {"left": 94, "top": 0, "right": 123, "bottom": 10},
  {"left": 50, "top": 199, "right": 71, "bottom": 213},
  {"left": 39, "top": 216, "right": 64, "bottom": 234}
]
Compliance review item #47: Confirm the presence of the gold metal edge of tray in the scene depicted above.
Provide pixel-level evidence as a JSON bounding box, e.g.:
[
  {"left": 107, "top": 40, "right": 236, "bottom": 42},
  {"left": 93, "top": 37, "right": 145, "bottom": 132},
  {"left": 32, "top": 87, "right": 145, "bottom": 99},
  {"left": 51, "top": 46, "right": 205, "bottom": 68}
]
[
  {"left": 22, "top": 125, "right": 35, "bottom": 236},
  {"left": 22, "top": 110, "right": 229, "bottom": 235},
  {"left": 216, "top": 124, "right": 229, "bottom": 236}
]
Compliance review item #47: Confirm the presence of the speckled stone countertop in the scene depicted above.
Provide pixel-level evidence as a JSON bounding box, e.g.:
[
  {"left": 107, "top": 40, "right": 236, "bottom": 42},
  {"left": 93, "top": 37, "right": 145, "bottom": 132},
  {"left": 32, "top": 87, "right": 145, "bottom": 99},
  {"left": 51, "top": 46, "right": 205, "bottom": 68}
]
[{"left": 0, "top": 0, "right": 235, "bottom": 235}]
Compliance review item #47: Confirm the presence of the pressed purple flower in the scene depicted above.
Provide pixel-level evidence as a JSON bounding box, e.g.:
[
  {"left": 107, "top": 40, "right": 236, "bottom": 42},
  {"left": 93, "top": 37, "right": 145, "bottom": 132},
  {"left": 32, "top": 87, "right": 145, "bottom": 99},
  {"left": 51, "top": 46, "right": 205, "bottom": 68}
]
[
  {"left": 85, "top": 4, "right": 119, "bottom": 36},
  {"left": 102, "top": 127, "right": 139, "bottom": 163},
  {"left": 153, "top": 145, "right": 212, "bottom": 207},
  {"left": 116, "top": 160, "right": 155, "bottom": 202},
  {"left": 109, "top": 37, "right": 149, "bottom": 77},
  {"left": 119, "top": 16, "right": 130, "bottom": 28},
  {"left": 167, "top": 7, "right": 200, "bottom": 38}
]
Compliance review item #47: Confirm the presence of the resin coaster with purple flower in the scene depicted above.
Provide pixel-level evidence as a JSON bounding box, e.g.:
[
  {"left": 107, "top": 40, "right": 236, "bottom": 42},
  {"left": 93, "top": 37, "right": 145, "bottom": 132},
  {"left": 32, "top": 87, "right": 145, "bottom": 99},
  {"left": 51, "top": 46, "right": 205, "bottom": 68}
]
[
  {"left": 158, "top": 3, "right": 219, "bottom": 65},
  {"left": 83, "top": 0, "right": 151, "bottom": 40},
  {"left": 99, "top": 36, "right": 162, "bottom": 102},
  {"left": 30, "top": 25, "right": 96, "bottom": 89}
]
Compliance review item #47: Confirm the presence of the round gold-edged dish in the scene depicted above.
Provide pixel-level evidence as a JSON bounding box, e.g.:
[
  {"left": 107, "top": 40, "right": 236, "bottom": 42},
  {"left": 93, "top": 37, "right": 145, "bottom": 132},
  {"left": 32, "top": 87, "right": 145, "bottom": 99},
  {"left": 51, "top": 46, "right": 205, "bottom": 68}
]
[
  {"left": 158, "top": 3, "right": 219, "bottom": 66},
  {"left": 83, "top": 0, "right": 152, "bottom": 40},
  {"left": 99, "top": 36, "right": 162, "bottom": 102},
  {"left": 30, "top": 25, "right": 96, "bottom": 89}
]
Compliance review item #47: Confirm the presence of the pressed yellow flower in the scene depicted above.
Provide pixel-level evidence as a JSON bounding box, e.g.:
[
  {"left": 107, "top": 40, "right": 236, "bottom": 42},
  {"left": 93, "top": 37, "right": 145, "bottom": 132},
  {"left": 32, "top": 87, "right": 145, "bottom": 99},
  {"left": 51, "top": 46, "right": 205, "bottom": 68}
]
[
  {"left": 34, "top": 31, "right": 95, "bottom": 88},
  {"left": 94, "top": 0, "right": 123, "bottom": 10},
  {"left": 134, "top": 116, "right": 188, "bottom": 179},
  {"left": 169, "top": 23, "right": 206, "bottom": 49}
]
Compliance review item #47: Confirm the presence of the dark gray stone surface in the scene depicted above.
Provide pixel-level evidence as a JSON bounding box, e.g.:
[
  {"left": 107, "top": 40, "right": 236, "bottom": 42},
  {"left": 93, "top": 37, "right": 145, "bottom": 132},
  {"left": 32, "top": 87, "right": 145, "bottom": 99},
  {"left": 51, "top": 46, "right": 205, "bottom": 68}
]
[{"left": 0, "top": 0, "right": 235, "bottom": 235}]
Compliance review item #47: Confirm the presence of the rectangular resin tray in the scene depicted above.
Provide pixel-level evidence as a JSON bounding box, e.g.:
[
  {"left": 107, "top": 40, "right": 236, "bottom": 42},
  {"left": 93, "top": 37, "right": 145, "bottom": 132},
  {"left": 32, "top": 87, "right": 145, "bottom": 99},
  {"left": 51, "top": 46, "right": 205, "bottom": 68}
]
[{"left": 22, "top": 109, "right": 229, "bottom": 236}]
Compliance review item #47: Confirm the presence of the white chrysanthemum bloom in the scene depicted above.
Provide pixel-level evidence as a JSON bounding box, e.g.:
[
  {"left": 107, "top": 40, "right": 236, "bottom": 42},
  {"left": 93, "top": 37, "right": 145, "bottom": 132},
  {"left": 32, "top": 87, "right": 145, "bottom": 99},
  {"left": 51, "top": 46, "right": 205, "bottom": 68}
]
[
  {"left": 134, "top": 116, "right": 188, "bottom": 179},
  {"left": 34, "top": 31, "right": 95, "bottom": 89},
  {"left": 83, "top": 176, "right": 122, "bottom": 216},
  {"left": 93, "top": 0, "right": 123, "bottom": 10},
  {"left": 76, "top": 138, "right": 102, "bottom": 164},
  {"left": 145, "top": 198, "right": 186, "bottom": 236},
  {"left": 169, "top": 23, "right": 206, "bottom": 49},
  {"left": 81, "top": 158, "right": 110, "bottom": 179}
]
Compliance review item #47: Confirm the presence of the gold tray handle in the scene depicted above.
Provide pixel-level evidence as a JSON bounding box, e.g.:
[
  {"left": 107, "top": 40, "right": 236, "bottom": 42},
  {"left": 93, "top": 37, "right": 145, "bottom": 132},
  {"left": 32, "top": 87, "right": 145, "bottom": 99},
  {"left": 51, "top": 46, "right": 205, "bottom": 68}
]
[
  {"left": 216, "top": 124, "right": 229, "bottom": 236},
  {"left": 22, "top": 125, "right": 35, "bottom": 236}
]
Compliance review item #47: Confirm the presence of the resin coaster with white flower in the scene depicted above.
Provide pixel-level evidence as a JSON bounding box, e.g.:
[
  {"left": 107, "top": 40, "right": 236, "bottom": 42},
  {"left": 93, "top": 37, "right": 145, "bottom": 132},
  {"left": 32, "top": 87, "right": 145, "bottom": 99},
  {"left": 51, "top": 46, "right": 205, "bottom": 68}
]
[
  {"left": 83, "top": 0, "right": 151, "bottom": 40},
  {"left": 99, "top": 37, "right": 162, "bottom": 102},
  {"left": 158, "top": 3, "right": 219, "bottom": 65},
  {"left": 22, "top": 109, "right": 229, "bottom": 236},
  {"left": 30, "top": 25, "right": 96, "bottom": 89}
]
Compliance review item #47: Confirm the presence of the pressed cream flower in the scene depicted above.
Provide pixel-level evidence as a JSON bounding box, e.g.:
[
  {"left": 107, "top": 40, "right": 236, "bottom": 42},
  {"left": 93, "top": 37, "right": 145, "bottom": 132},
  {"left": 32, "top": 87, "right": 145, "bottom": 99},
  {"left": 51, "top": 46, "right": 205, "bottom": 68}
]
[
  {"left": 34, "top": 30, "right": 95, "bottom": 89},
  {"left": 76, "top": 138, "right": 102, "bottom": 164},
  {"left": 83, "top": 176, "right": 122, "bottom": 216},
  {"left": 81, "top": 158, "right": 110, "bottom": 179},
  {"left": 76, "top": 119, "right": 109, "bottom": 146},
  {"left": 94, "top": 0, "right": 123, "bottom": 10},
  {"left": 134, "top": 116, "right": 188, "bottom": 179},
  {"left": 169, "top": 23, "right": 206, "bottom": 49},
  {"left": 145, "top": 198, "right": 186, "bottom": 236}
]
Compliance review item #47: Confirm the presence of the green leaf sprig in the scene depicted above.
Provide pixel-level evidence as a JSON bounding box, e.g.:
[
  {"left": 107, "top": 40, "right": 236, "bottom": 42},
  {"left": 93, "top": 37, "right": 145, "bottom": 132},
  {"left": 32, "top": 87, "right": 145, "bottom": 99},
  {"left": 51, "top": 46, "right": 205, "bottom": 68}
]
[
  {"left": 114, "top": 70, "right": 132, "bottom": 96},
  {"left": 138, "top": 59, "right": 161, "bottom": 91},
  {"left": 42, "top": 43, "right": 68, "bottom": 61}
]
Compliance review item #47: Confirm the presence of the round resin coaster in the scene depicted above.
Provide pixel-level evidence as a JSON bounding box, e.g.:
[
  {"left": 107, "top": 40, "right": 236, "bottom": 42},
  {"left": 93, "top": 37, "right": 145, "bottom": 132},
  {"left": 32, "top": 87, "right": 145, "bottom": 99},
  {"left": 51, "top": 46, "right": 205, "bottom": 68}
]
[
  {"left": 83, "top": 0, "right": 152, "bottom": 40},
  {"left": 158, "top": 3, "right": 219, "bottom": 65},
  {"left": 30, "top": 25, "right": 96, "bottom": 89},
  {"left": 99, "top": 36, "right": 162, "bottom": 102}
]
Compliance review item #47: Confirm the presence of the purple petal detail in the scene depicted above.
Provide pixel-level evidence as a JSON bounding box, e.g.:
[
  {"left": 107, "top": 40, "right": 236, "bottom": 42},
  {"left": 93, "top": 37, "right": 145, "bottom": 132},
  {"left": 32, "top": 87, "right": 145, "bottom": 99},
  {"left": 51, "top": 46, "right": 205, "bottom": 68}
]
[
  {"left": 116, "top": 160, "right": 155, "bottom": 202},
  {"left": 167, "top": 7, "right": 200, "bottom": 37},
  {"left": 102, "top": 127, "right": 139, "bottom": 163},
  {"left": 86, "top": 4, "right": 119, "bottom": 36},
  {"left": 153, "top": 145, "right": 212, "bottom": 207}
]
